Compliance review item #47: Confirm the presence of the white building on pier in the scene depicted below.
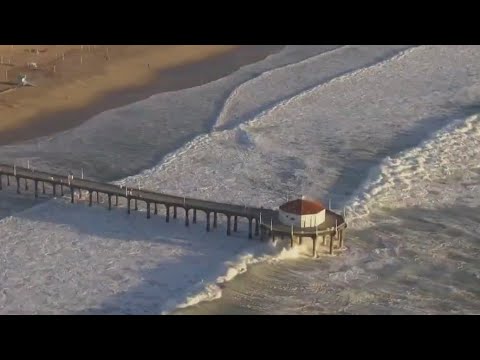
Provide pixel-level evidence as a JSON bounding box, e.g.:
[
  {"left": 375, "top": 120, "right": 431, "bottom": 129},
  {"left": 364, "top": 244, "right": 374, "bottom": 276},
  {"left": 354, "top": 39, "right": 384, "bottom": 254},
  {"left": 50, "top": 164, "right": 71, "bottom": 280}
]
[{"left": 278, "top": 196, "right": 326, "bottom": 228}]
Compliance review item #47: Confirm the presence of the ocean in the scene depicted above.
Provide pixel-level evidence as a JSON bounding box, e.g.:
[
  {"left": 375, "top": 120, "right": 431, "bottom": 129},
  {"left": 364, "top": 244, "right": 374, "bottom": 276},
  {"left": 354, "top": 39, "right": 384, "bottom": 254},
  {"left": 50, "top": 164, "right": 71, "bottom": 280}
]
[{"left": 0, "top": 45, "right": 479, "bottom": 314}]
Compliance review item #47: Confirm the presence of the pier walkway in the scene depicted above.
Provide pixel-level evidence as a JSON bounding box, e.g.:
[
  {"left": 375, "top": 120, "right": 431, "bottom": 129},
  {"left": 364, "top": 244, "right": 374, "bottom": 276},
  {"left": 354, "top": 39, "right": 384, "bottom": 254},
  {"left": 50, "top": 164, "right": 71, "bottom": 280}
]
[{"left": 0, "top": 163, "right": 346, "bottom": 249}]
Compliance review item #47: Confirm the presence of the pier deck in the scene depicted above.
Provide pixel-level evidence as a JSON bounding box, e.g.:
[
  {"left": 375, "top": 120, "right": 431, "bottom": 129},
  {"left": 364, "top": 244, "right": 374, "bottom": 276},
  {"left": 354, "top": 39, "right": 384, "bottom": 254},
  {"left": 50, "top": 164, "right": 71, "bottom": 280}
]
[{"left": 0, "top": 163, "right": 346, "bottom": 251}]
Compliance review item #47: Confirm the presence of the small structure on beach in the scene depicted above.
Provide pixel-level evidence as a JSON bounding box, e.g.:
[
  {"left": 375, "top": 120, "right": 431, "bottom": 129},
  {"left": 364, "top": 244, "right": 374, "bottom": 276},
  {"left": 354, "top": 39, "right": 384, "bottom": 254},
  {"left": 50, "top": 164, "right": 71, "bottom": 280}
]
[
  {"left": 259, "top": 196, "right": 347, "bottom": 258},
  {"left": 17, "top": 74, "right": 28, "bottom": 86},
  {"left": 16, "top": 74, "right": 35, "bottom": 87}
]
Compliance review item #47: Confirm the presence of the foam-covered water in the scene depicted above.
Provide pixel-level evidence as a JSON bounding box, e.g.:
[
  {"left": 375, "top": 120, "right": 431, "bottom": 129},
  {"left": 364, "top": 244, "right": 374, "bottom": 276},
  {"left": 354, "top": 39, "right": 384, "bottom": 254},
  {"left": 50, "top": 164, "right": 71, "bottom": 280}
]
[
  {"left": 178, "top": 114, "right": 480, "bottom": 314},
  {"left": 1, "top": 45, "right": 480, "bottom": 314}
]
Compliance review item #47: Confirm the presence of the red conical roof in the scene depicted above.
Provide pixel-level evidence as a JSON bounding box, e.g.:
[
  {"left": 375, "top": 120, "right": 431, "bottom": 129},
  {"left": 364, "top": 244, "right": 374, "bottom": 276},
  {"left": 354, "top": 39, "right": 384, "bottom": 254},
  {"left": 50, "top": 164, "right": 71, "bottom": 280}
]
[{"left": 279, "top": 198, "right": 325, "bottom": 215}]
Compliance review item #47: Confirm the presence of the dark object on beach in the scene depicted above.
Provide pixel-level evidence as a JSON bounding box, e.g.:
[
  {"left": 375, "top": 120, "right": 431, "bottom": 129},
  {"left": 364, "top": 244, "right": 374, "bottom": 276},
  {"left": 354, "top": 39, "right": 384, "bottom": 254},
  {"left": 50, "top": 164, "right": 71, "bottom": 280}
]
[{"left": 25, "top": 48, "right": 47, "bottom": 54}]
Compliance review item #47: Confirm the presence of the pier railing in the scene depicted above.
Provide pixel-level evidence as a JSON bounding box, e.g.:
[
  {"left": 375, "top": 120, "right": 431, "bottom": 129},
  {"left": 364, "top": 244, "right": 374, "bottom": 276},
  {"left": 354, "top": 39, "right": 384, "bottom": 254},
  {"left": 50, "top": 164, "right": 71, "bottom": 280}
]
[
  {"left": 0, "top": 163, "right": 346, "bottom": 250},
  {"left": 0, "top": 163, "right": 274, "bottom": 239}
]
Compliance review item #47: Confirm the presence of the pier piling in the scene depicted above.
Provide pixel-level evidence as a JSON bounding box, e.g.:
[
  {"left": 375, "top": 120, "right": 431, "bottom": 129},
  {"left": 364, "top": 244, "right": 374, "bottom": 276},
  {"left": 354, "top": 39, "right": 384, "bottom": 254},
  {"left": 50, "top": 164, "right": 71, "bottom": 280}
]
[
  {"left": 0, "top": 164, "right": 347, "bottom": 247},
  {"left": 248, "top": 218, "right": 253, "bottom": 239}
]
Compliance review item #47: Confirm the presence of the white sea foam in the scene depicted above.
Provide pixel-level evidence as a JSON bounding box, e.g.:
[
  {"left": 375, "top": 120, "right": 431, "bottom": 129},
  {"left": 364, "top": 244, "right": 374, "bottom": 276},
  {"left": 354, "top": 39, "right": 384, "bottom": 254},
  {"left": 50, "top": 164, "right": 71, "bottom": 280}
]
[{"left": 2, "top": 45, "right": 480, "bottom": 314}]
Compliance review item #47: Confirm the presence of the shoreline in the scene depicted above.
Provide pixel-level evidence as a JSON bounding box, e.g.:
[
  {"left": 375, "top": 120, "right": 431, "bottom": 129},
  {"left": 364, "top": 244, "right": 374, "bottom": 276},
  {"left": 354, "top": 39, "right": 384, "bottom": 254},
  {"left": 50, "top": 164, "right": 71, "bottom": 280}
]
[{"left": 0, "top": 45, "right": 283, "bottom": 145}]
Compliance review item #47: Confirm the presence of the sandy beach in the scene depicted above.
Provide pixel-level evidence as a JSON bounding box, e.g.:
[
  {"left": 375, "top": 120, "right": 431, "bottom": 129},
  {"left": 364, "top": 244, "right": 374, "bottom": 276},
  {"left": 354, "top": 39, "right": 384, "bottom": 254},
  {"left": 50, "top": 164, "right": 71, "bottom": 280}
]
[{"left": 0, "top": 45, "right": 282, "bottom": 145}]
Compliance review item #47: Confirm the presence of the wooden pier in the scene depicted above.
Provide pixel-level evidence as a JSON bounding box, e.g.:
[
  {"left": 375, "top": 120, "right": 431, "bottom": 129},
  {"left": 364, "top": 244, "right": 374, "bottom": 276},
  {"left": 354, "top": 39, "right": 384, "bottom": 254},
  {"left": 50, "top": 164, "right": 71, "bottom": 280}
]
[{"left": 0, "top": 163, "right": 347, "bottom": 254}]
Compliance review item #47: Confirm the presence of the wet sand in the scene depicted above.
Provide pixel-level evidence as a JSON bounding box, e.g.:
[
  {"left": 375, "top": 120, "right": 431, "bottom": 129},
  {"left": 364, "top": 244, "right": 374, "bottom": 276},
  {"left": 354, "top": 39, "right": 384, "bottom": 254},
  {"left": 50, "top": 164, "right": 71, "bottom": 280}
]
[{"left": 0, "top": 45, "right": 283, "bottom": 145}]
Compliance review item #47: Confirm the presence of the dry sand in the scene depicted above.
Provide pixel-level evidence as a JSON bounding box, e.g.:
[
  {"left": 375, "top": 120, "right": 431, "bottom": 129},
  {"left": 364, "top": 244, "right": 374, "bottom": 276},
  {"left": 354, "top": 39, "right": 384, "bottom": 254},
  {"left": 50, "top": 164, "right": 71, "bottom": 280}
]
[{"left": 0, "top": 45, "right": 282, "bottom": 145}]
